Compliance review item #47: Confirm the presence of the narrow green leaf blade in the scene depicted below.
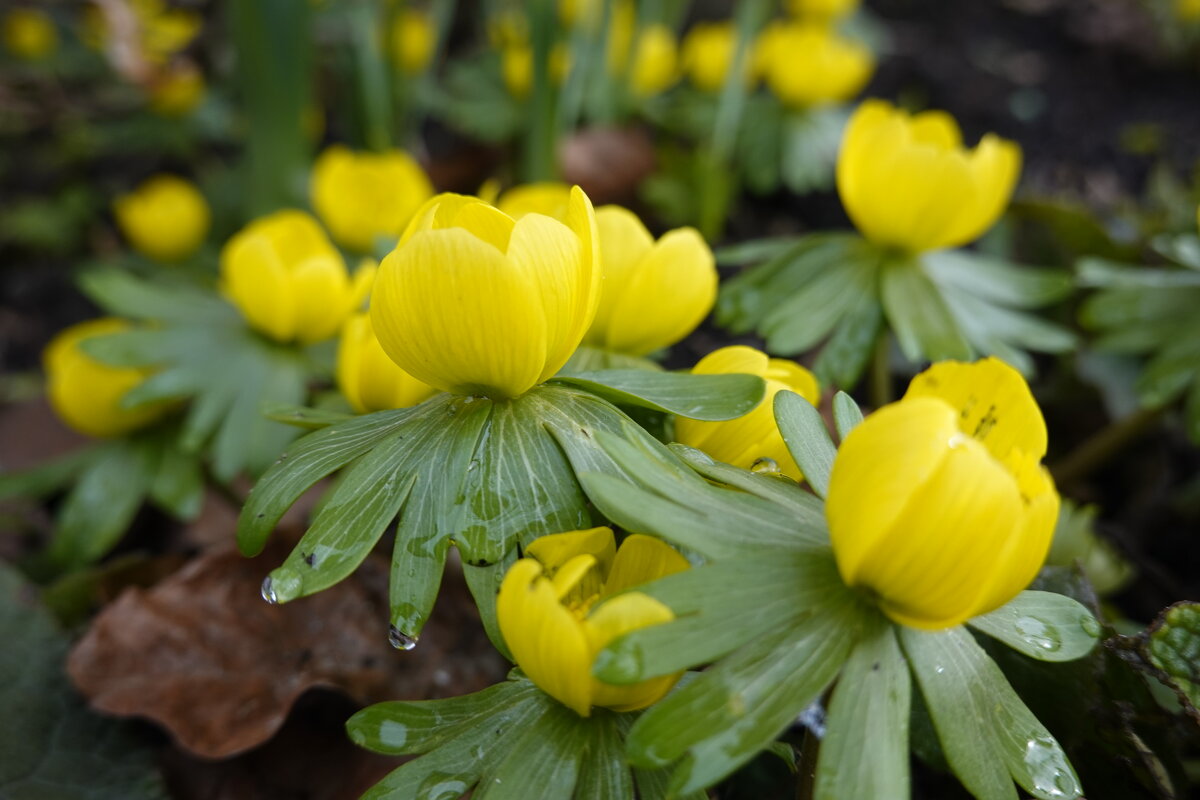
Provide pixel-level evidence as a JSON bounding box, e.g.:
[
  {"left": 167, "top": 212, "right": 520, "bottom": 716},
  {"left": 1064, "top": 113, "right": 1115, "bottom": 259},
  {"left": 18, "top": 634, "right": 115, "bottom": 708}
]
[
  {"left": 969, "top": 591, "right": 1100, "bottom": 662},
  {"left": 831, "top": 392, "right": 863, "bottom": 440},
  {"left": 552, "top": 370, "right": 764, "bottom": 421},
  {"left": 881, "top": 259, "right": 973, "bottom": 363},
  {"left": 774, "top": 390, "right": 836, "bottom": 498}
]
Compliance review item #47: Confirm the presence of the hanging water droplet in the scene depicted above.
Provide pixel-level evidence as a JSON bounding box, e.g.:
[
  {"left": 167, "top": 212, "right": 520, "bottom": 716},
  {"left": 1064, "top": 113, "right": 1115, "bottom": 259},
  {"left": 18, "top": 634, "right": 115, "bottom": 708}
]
[
  {"left": 1079, "top": 613, "right": 1101, "bottom": 638},
  {"left": 751, "top": 457, "right": 779, "bottom": 475},
  {"left": 388, "top": 624, "right": 419, "bottom": 651},
  {"left": 261, "top": 576, "right": 278, "bottom": 605},
  {"left": 1015, "top": 616, "right": 1062, "bottom": 652},
  {"left": 1024, "top": 736, "right": 1077, "bottom": 799}
]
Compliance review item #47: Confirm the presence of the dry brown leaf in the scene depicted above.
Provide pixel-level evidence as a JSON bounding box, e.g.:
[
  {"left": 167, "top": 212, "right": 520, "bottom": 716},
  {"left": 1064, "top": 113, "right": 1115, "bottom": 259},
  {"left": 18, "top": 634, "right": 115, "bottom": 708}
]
[
  {"left": 559, "top": 126, "right": 657, "bottom": 206},
  {"left": 67, "top": 541, "right": 509, "bottom": 759}
]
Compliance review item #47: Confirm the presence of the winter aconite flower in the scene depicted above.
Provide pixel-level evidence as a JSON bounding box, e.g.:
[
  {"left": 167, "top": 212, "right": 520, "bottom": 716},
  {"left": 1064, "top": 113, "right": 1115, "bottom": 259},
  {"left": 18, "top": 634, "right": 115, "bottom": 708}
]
[
  {"left": 337, "top": 311, "right": 437, "bottom": 414},
  {"left": 681, "top": 21, "right": 752, "bottom": 92},
  {"left": 44, "top": 318, "right": 168, "bottom": 438},
  {"left": 826, "top": 357, "right": 1059, "bottom": 630},
  {"left": 2, "top": 9, "right": 57, "bottom": 61},
  {"left": 583, "top": 206, "right": 716, "bottom": 356},
  {"left": 837, "top": 99, "right": 1021, "bottom": 254},
  {"left": 757, "top": 23, "right": 872, "bottom": 109},
  {"left": 675, "top": 346, "right": 819, "bottom": 480},
  {"left": 113, "top": 175, "right": 210, "bottom": 263},
  {"left": 371, "top": 189, "right": 599, "bottom": 399},
  {"left": 496, "top": 527, "right": 690, "bottom": 717},
  {"left": 220, "top": 210, "right": 373, "bottom": 344},
  {"left": 310, "top": 145, "right": 434, "bottom": 254},
  {"left": 389, "top": 8, "right": 435, "bottom": 74}
]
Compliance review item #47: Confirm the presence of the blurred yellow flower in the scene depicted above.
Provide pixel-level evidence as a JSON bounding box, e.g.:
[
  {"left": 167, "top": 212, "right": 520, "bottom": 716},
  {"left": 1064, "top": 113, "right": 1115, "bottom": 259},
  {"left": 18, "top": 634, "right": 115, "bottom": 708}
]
[
  {"left": 826, "top": 357, "right": 1059, "bottom": 630},
  {"left": 584, "top": 205, "right": 715, "bottom": 356},
  {"left": 389, "top": 8, "right": 434, "bottom": 74},
  {"left": 787, "top": 0, "right": 860, "bottom": 21},
  {"left": 113, "top": 174, "right": 210, "bottom": 263},
  {"left": 502, "top": 41, "right": 571, "bottom": 97},
  {"left": 837, "top": 99, "right": 1022, "bottom": 253},
  {"left": 337, "top": 311, "right": 437, "bottom": 413},
  {"left": 310, "top": 145, "right": 434, "bottom": 254},
  {"left": 148, "top": 61, "right": 205, "bottom": 116},
  {"left": 674, "top": 346, "right": 819, "bottom": 481},
  {"left": 220, "top": 210, "right": 372, "bottom": 344},
  {"left": 495, "top": 182, "right": 574, "bottom": 221},
  {"left": 2, "top": 8, "right": 57, "bottom": 61},
  {"left": 44, "top": 318, "right": 169, "bottom": 438},
  {"left": 1177, "top": 0, "right": 1200, "bottom": 20},
  {"left": 626, "top": 24, "right": 680, "bottom": 97},
  {"left": 758, "top": 23, "right": 873, "bottom": 109},
  {"left": 370, "top": 188, "right": 600, "bottom": 399},
  {"left": 496, "top": 527, "right": 689, "bottom": 717},
  {"left": 135, "top": 0, "right": 200, "bottom": 64},
  {"left": 681, "top": 21, "right": 754, "bottom": 93}
]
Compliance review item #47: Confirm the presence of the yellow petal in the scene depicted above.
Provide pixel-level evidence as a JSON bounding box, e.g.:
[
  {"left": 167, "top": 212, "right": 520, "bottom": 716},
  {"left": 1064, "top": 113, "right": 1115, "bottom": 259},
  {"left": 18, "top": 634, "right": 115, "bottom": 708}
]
[
  {"left": 497, "top": 559, "right": 594, "bottom": 716},
  {"left": 291, "top": 255, "right": 355, "bottom": 344},
  {"left": 585, "top": 592, "right": 680, "bottom": 711},
  {"left": 112, "top": 175, "right": 210, "bottom": 263},
  {"left": 220, "top": 235, "right": 296, "bottom": 342},
  {"left": 903, "top": 357, "right": 1047, "bottom": 461},
  {"left": 602, "top": 227, "right": 717, "bottom": 356},
  {"left": 525, "top": 527, "right": 616, "bottom": 576},
  {"left": 586, "top": 206, "right": 655, "bottom": 347},
  {"left": 690, "top": 344, "right": 770, "bottom": 377},
  {"left": 936, "top": 134, "right": 1022, "bottom": 250},
  {"left": 908, "top": 109, "right": 962, "bottom": 148},
  {"left": 550, "top": 554, "right": 602, "bottom": 602},
  {"left": 336, "top": 313, "right": 436, "bottom": 413},
  {"left": 370, "top": 228, "right": 548, "bottom": 398},
  {"left": 603, "top": 534, "right": 690, "bottom": 595},
  {"left": 496, "top": 182, "right": 574, "bottom": 221},
  {"left": 446, "top": 201, "right": 515, "bottom": 252}
]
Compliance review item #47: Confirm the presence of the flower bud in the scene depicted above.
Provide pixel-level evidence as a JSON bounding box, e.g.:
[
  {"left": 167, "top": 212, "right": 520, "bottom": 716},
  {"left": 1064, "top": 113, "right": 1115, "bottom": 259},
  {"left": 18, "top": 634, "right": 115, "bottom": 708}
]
[
  {"left": 310, "top": 145, "right": 434, "bottom": 254},
  {"left": 44, "top": 318, "right": 169, "bottom": 438},
  {"left": 837, "top": 99, "right": 1021, "bottom": 254},
  {"left": 826, "top": 358, "right": 1059, "bottom": 630},
  {"left": 220, "top": 210, "right": 372, "bottom": 344},
  {"left": 336, "top": 312, "right": 437, "bottom": 413},
  {"left": 370, "top": 188, "right": 600, "bottom": 399},
  {"left": 584, "top": 206, "right": 716, "bottom": 356},
  {"left": 675, "top": 346, "right": 820, "bottom": 480},
  {"left": 113, "top": 175, "right": 210, "bottom": 263},
  {"left": 497, "top": 527, "right": 689, "bottom": 716}
]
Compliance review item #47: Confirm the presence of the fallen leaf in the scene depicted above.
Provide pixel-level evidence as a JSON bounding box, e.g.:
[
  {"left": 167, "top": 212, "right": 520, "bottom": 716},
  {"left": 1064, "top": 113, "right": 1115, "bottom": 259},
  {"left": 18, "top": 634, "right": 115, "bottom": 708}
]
[
  {"left": 67, "top": 540, "right": 509, "bottom": 759},
  {"left": 559, "top": 126, "right": 657, "bottom": 206}
]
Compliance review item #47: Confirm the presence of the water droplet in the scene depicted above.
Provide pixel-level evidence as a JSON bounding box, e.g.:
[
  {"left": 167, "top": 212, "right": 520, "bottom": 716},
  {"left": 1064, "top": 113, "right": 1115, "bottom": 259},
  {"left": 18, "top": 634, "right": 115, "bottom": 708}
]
[
  {"left": 751, "top": 457, "right": 779, "bottom": 474},
  {"left": 934, "top": 665, "right": 945, "bottom": 675},
  {"left": 1015, "top": 616, "right": 1062, "bottom": 652},
  {"left": 796, "top": 700, "right": 826, "bottom": 739},
  {"left": 947, "top": 433, "right": 971, "bottom": 449},
  {"left": 419, "top": 773, "right": 468, "bottom": 800},
  {"left": 261, "top": 576, "right": 278, "bottom": 604},
  {"left": 388, "top": 625, "right": 419, "bottom": 651},
  {"left": 467, "top": 459, "right": 479, "bottom": 472},
  {"left": 1079, "top": 613, "right": 1101, "bottom": 638},
  {"left": 1023, "top": 736, "right": 1078, "bottom": 799}
]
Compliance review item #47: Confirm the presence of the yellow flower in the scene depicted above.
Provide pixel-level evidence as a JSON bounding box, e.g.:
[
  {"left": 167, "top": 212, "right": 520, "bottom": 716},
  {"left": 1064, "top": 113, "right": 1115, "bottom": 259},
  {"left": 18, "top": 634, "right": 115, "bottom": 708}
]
[
  {"left": 674, "top": 346, "right": 819, "bottom": 480},
  {"left": 148, "top": 62, "right": 205, "bottom": 116},
  {"left": 135, "top": 0, "right": 201, "bottom": 64},
  {"left": 626, "top": 25, "right": 680, "bottom": 97},
  {"left": 583, "top": 206, "right": 715, "bottom": 356},
  {"left": 495, "top": 182, "right": 574, "bottom": 221},
  {"left": 44, "top": 318, "right": 169, "bottom": 438},
  {"left": 2, "top": 9, "right": 58, "bottom": 61},
  {"left": 1177, "top": 0, "right": 1200, "bottom": 20},
  {"left": 680, "top": 21, "right": 754, "bottom": 93},
  {"left": 825, "top": 357, "right": 1060, "bottom": 630},
  {"left": 370, "top": 188, "right": 600, "bottom": 399},
  {"left": 786, "top": 0, "right": 860, "bottom": 21},
  {"left": 389, "top": 8, "right": 435, "bottom": 74},
  {"left": 113, "top": 174, "right": 210, "bottom": 263},
  {"left": 496, "top": 527, "right": 690, "bottom": 717},
  {"left": 837, "top": 99, "right": 1022, "bottom": 254},
  {"left": 757, "top": 23, "right": 873, "bottom": 109},
  {"left": 502, "top": 41, "right": 571, "bottom": 97},
  {"left": 310, "top": 145, "right": 434, "bottom": 254},
  {"left": 337, "top": 311, "right": 437, "bottom": 413},
  {"left": 220, "top": 210, "right": 372, "bottom": 344}
]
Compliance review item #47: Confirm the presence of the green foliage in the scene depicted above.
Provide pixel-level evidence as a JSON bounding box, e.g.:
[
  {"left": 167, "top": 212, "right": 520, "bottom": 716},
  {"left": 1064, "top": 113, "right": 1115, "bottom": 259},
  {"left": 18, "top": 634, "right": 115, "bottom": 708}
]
[
  {"left": 0, "top": 563, "right": 167, "bottom": 799},
  {"left": 1142, "top": 602, "right": 1200, "bottom": 722},
  {"left": 719, "top": 234, "right": 1077, "bottom": 388}
]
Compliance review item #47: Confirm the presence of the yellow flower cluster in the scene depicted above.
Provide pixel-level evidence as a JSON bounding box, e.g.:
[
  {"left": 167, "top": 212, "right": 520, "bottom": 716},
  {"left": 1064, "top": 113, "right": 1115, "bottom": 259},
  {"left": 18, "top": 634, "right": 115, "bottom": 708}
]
[{"left": 827, "top": 358, "right": 1059, "bottom": 629}]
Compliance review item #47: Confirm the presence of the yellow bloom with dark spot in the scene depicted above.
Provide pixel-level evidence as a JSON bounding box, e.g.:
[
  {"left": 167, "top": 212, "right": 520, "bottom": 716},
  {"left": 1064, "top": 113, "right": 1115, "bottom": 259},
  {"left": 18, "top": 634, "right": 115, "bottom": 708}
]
[
  {"left": 497, "top": 527, "right": 690, "bottom": 717},
  {"left": 674, "top": 346, "right": 819, "bottom": 480},
  {"left": 837, "top": 99, "right": 1022, "bottom": 254},
  {"left": 2, "top": 9, "right": 57, "bottom": 61},
  {"left": 44, "top": 318, "right": 169, "bottom": 438},
  {"left": 310, "top": 145, "right": 434, "bottom": 254},
  {"left": 389, "top": 8, "right": 435, "bottom": 74},
  {"left": 787, "top": 0, "right": 860, "bottom": 21},
  {"left": 680, "top": 21, "right": 754, "bottom": 93},
  {"left": 584, "top": 205, "right": 715, "bottom": 356},
  {"left": 757, "top": 22, "right": 873, "bottom": 109},
  {"left": 220, "top": 210, "right": 373, "bottom": 344},
  {"left": 113, "top": 174, "right": 210, "bottom": 263},
  {"left": 371, "top": 188, "right": 600, "bottom": 399},
  {"left": 337, "top": 311, "right": 437, "bottom": 413},
  {"left": 826, "top": 357, "right": 1059, "bottom": 630}
]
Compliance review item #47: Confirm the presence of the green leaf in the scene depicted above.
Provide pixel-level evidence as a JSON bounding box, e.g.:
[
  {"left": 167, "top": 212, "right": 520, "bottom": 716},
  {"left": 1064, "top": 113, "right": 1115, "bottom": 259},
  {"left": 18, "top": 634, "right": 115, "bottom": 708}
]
[
  {"left": 900, "top": 626, "right": 1083, "bottom": 800},
  {"left": 923, "top": 251, "right": 1074, "bottom": 307},
  {"left": 773, "top": 391, "right": 836, "bottom": 498},
  {"left": 780, "top": 106, "right": 843, "bottom": 194},
  {"left": 881, "top": 258, "right": 973, "bottom": 363},
  {"left": 560, "top": 346, "right": 662, "bottom": 374},
  {"left": 146, "top": 434, "right": 205, "bottom": 520},
  {"left": 0, "top": 446, "right": 96, "bottom": 501},
  {"left": 969, "top": 591, "right": 1100, "bottom": 662},
  {"left": 263, "top": 404, "right": 355, "bottom": 430},
  {"left": 668, "top": 443, "right": 827, "bottom": 524},
  {"left": 474, "top": 702, "right": 590, "bottom": 800},
  {"left": 713, "top": 236, "right": 804, "bottom": 266},
  {"left": 551, "top": 370, "right": 764, "bottom": 421},
  {"left": 629, "top": 597, "right": 866, "bottom": 795},
  {"left": 941, "top": 287, "right": 1078, "bottom": 357},
  {"left": 0, "top": 563, "right": 167, "bottom": 799},
  {"left": 594, "top": 550, "right": 845, "bottom": 684},
  {"left": 816, "top": 617, "right": 910, "bottom": 800},
  {"left": 1149, "top": 232, "right": 1200, "bottom": 271},
  {"left": 574, "top": 711, "right": 634, "bottom": 800},
  {"left": 831, "top": 391, "right": 863, "bottom": 440},
  {"left": 812, "top": 291, "right": 883, "bottom": 390},
  {"left": 77, "top": 268, "right": 235, "bottom": 324},
  {"left": 1143, "top": 602, "right": 1200, "bottom": 717}
]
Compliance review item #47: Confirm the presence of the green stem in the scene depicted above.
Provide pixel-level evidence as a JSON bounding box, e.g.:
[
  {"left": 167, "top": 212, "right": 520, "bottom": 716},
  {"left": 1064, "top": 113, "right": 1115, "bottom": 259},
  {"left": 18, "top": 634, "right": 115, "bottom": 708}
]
[
  {"left": 1050, "top": 406, "right": 1164, "bottom": 485},
  {"left": 348, "top": 1, "right": 393, "bottom": 152},
  {"left": 522, "top": 0, "right": 559, "bottom": 182},
  {"left": 869, "top": 332, "right": 892, "bottom": 410}
]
